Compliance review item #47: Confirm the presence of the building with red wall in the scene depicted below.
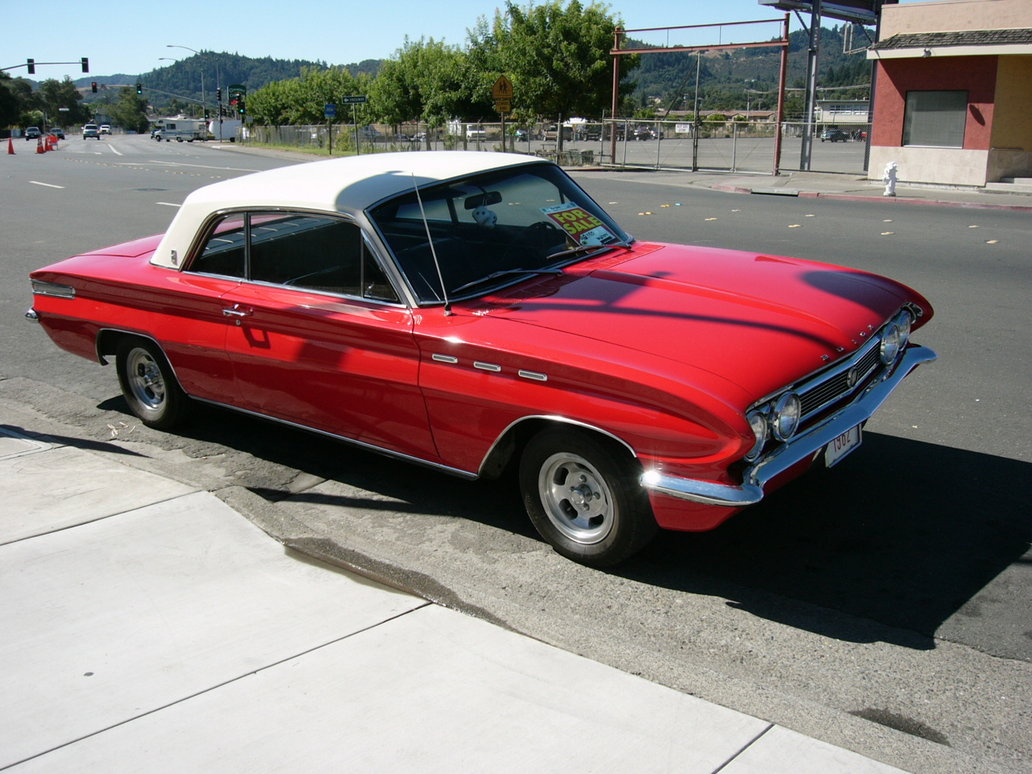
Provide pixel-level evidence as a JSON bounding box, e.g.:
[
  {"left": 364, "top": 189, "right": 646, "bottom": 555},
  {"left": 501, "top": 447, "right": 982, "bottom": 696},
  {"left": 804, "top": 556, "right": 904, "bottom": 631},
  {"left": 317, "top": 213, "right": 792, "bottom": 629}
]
[{"left": 867, "top": 0, "right": 1032, "bottom": 186}]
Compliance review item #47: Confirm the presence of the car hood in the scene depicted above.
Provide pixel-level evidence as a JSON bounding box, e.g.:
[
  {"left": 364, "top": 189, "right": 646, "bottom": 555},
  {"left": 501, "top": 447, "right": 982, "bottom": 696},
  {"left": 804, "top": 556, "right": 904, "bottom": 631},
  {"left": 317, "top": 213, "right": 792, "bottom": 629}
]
[{"left": 480, "top": 242, "right": 923, "bottom": 400}]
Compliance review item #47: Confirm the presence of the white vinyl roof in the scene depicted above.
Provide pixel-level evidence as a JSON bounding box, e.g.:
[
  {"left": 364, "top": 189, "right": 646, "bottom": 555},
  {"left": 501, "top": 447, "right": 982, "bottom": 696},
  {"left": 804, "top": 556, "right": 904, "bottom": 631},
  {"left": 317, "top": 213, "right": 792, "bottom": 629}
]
[{"left": 151, "top": 151, "right": 543, "bottom": 269}]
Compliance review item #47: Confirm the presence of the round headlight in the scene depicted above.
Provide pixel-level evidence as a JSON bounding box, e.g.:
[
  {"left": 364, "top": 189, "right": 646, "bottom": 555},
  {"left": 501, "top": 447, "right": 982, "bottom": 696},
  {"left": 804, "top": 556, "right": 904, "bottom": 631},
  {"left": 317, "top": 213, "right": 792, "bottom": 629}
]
[
  {"left": 771, "top": 392, "right": 801, "bottom": 441},
  {"left": 745, "top": 411, "right": 768, "bottom": 461},
  {"left": 880, "top": 322, "right": 901, "bottom": 365},
  {"left": 895, "top": 309, "right": 913, "bottom": 348}
]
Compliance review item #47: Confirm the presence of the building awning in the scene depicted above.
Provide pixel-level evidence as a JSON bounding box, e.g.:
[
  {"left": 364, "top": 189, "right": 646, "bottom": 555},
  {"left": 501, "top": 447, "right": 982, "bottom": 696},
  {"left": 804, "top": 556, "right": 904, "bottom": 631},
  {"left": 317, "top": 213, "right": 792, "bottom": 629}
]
[{"left": 867, "top": 28, "right": 1032, "bottom": 59}]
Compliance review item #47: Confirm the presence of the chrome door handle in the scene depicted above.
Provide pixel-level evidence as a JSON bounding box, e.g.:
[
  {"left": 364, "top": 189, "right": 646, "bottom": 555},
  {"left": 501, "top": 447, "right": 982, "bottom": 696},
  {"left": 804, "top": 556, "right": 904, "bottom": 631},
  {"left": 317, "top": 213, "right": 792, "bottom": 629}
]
[{"left": 222, "top": 305, "right": 252, "bottom": 318}]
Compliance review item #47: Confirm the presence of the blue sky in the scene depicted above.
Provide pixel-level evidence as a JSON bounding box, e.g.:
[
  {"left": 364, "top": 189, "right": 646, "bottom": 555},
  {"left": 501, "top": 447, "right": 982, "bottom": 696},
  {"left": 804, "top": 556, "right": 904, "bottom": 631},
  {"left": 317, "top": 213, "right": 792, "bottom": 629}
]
[{"left": 7, "top": 0, "right": 917, "bottom": 83}]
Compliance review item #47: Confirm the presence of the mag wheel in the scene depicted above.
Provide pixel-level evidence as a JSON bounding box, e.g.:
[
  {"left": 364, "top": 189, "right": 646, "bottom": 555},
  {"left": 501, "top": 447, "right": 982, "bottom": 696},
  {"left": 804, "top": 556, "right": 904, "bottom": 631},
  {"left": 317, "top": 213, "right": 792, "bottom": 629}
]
[
  {"left": 116, "top": 339, "right": 187, "bottom": 430},
  {"left": 519, "top": 427, "right": 657, "bottom": 567}
]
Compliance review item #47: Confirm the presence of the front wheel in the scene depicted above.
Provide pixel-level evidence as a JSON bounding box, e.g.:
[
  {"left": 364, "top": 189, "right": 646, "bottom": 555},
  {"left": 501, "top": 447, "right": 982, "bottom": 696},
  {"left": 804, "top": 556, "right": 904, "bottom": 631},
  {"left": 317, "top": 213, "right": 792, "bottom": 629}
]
[
  {"left": 116, "top": 339, "right": 187, "bottom": 430},
  {"left": 519, "top": 427, "right": 657, "bottom": 567}
]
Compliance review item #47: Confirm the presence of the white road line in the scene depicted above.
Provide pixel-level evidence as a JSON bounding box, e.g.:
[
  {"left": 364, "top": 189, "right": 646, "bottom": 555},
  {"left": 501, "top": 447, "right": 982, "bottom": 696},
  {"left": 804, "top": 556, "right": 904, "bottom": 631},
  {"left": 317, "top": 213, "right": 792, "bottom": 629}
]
[
  {"left": 156, "top": 202, "right": 182, "bottom": 207},
  {"left": 29, "top": 181, "right": 65, "bottom": 189},
  {"left": 146, "top": 160, "right": 262, "bottom": 173},
  {"left": 106, "top": 143, "right": 124, "bottom": 156}
]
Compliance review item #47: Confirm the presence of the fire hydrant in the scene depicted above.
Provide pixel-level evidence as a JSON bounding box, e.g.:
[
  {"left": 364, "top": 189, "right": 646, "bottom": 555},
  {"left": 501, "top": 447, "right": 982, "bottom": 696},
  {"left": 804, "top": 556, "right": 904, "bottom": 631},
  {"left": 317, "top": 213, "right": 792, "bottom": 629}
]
[{"left": 882, "top": 161, "right": 898, "bottom": 197}]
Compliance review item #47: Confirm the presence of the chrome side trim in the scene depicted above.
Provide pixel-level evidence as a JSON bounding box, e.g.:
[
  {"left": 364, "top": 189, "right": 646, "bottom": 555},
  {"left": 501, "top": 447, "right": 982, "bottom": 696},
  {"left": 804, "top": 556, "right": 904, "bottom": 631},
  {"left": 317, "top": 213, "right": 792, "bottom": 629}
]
[
  {"left": 518, "top": 370, "right": 548, "bottom": 382},
  {"left": 642, "top": 344, "right": 937, "bottom": 508}
]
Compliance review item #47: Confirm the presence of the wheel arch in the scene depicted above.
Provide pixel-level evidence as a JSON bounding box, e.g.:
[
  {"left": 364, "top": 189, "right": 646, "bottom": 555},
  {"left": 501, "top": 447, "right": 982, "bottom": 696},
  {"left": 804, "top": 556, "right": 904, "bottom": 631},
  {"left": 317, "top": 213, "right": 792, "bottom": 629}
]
[
  {"left": 477, "top": 415, "right": 639, "bottom": 480},
  {"left": 96, "top": 329, "right": 183, "bottom": 392}
]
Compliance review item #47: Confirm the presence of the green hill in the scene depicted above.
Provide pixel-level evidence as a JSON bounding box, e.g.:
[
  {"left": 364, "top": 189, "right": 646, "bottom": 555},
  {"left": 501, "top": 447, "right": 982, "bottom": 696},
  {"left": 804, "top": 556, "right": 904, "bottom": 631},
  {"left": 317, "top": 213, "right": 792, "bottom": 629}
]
[{"left": 74, "top": 52, "right": 382, "bottom": 110}]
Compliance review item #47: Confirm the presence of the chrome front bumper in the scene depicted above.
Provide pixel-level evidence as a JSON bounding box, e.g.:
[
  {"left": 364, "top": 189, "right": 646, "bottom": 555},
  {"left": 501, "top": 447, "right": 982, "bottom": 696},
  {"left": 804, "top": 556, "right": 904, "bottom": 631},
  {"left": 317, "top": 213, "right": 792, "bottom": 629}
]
[{"left": 641, "top": 344, "right": 937, "bottom": 508}]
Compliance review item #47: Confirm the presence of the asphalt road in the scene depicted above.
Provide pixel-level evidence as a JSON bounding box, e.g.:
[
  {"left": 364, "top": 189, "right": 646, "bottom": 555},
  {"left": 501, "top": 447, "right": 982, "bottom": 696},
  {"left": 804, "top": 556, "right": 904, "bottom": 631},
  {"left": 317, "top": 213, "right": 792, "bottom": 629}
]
[{"left": 3, "top": 134, "right": 1030, "bottom": 773}]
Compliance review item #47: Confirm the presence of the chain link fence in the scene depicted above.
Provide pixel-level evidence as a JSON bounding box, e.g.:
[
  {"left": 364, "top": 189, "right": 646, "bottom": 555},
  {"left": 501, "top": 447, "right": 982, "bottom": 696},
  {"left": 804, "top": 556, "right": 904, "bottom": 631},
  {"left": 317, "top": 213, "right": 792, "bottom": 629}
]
[{"left": 243, "top": 119, "right": 873, "bottom": 175}]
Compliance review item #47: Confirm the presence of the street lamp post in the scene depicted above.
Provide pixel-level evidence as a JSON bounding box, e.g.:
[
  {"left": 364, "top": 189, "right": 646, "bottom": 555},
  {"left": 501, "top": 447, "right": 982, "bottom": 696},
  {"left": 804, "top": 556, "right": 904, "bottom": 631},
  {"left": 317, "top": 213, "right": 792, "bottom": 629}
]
[{"left": 166, "top": 44, "right": 205, "bottom": 117}]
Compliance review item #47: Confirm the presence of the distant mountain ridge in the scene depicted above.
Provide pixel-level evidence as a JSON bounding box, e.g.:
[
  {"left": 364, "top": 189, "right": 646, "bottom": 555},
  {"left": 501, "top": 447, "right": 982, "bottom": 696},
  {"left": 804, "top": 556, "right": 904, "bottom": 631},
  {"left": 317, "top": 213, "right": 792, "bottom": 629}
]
[{"left": 69, "top": 52, "right": 383, "bottom": 106}]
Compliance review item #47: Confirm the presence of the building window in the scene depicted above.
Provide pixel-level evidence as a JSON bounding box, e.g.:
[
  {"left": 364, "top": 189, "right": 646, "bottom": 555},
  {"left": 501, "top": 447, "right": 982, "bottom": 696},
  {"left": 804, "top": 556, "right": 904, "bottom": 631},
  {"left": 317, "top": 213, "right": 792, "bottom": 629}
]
[{"left": 903, "top": 90, "right": 967, "bottom": 148}]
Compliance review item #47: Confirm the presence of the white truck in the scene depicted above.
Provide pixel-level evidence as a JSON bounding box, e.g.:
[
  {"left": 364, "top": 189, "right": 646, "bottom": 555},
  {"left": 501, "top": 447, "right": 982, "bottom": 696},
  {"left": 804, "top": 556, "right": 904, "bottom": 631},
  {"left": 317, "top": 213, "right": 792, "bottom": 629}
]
[{"left": 208, "top": 119, "right": 242, "bottom": 142}]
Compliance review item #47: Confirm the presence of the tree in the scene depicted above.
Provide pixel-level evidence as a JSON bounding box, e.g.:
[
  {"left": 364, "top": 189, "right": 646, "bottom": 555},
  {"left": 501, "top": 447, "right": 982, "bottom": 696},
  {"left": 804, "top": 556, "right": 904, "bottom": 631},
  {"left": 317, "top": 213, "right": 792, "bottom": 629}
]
[
  {"left": 37, "top": 77, "right": 91, "bottom": 127},
  {"left": 249, "top": 66, "right": 371, "bottom": 125},
  {"left": 468, "top": 0, "right": 633, "bottom": 149},
  {"left": 108, "top": 88, "right": 150, "bottom": 134},
  {"left": 370, "top": 38, "right": 486, "bottom": 143},
  {"left": 0, "top": 73, "right": 27, "bottom": 127}
]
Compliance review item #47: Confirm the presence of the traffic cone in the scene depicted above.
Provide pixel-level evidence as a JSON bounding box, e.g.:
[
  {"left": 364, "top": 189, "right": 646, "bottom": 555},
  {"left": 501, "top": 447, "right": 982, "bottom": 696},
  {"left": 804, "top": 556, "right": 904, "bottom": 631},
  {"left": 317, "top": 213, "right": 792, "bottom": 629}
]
[
  {"left": 36, "top": 137, "right": 45, "bottom": 154},
  {"left": 7, "top": 137, "right": 13, "bottom": 155}
]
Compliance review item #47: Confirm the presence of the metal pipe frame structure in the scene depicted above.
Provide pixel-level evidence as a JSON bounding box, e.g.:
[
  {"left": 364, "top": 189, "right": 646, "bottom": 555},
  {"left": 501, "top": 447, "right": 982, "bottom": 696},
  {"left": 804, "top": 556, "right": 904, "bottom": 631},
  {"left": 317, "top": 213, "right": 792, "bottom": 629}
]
[{"left": 610, "top": 16, "right": 791, "bottom": 175}]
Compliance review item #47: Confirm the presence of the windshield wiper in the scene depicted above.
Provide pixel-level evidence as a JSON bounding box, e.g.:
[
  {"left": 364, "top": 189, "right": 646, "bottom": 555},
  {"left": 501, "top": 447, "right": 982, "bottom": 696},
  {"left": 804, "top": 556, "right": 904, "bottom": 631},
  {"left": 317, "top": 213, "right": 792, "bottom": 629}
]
[
  {"left": 451, "top": 268, "right": 564, "bottom": 295},
  {"left": 546, "top": 240, "right": 633, "bottom": 262}
]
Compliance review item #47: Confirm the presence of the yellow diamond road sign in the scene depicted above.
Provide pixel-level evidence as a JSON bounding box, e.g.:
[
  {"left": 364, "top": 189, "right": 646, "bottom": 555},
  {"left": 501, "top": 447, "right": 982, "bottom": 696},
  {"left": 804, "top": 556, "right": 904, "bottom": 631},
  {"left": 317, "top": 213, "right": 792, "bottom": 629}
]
[{"left": 492, "top": 76, "right": 512, "bottom": 101}]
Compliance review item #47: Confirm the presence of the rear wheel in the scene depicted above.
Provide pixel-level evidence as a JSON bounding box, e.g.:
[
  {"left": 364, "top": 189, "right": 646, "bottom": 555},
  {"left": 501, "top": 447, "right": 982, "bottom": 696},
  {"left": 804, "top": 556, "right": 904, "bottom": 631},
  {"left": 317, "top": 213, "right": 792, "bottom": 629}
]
[
  {"left": 115, "top": 339, "right": 187, "bottom": 430},
  {"left": 518, "top": 427, "right": 657, "bottom": 567}
]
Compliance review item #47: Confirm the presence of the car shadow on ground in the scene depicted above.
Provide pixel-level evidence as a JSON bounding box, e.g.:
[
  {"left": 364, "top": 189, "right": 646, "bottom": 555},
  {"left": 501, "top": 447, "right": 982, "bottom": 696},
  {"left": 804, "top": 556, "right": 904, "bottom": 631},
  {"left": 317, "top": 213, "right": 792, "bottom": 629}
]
[
  {"left": 100, "top": 396, "right": 1029, "bottom": 652},
  {"left": 620, "top": 432, "right": 1031, "bottom": 651},
  {"left": 99, "top": 398, "right": 535, "bottom": 535}
]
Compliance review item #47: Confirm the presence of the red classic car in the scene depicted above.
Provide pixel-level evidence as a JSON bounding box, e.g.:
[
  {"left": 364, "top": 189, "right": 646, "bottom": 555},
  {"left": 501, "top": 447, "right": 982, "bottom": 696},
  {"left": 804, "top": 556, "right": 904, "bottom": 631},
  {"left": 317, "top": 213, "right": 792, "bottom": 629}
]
[{"left": 27, "top": 152, "right": 935, "bottom": 566}]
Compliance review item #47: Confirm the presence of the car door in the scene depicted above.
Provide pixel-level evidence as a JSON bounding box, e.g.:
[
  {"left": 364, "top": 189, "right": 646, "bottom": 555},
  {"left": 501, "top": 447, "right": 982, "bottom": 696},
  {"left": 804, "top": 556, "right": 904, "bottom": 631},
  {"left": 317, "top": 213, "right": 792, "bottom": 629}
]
[{"left": 216, "top": 212, "right": 438, "bottom": 461}]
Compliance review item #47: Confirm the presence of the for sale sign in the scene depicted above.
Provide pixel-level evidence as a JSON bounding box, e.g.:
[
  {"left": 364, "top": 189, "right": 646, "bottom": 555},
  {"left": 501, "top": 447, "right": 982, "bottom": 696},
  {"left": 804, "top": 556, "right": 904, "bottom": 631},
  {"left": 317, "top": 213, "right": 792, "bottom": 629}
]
[{"left": 541, "top": 203, "right": 618, "bottom": 245}]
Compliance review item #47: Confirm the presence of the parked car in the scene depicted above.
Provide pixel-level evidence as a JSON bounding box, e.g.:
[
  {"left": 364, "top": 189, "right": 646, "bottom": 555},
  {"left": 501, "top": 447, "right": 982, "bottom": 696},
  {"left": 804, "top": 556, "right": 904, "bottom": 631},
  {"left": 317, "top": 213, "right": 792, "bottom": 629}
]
[
  {"left": 26, "top": 152, "right": 935, "bottom": 567},
  {"left": 820, "top": 129, "right": 849, "bottom": 142},
  {"left": 99, "top": 124, "right": 112, "bottom": 135},
  {"left": 24, "top": 126, "right": 42, "bottom": 141},
  {"left": 543, "top": 124, "right": 572, "bottom": 141},
  {"left": 82, "top": 124, "right": 101, "bottom": 140},
  {"left": 50, "top": 128, "right": 65, "bottom": 140}
]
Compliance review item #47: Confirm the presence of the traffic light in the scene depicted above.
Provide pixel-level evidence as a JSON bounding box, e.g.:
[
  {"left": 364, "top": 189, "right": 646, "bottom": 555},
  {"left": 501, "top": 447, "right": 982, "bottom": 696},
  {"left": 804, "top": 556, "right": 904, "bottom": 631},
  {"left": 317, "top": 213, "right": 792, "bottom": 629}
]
[
  {"left": 81, "top": 57, "right": 89, "bottom": 73},
  {"left": 91, "top": 82, "right": 97, "bottom": 93},
  {"left": 136, "top": 83, "right": 143, "bottom": 95},
  {"left": 216, "top": 88, "right": 221, "bottom": 101},
  {"left": 27, "top": 59, "right": 35, "bottom": 75},
  {"left": 237, "top": 100, "right": 246, "bottom": 115}
]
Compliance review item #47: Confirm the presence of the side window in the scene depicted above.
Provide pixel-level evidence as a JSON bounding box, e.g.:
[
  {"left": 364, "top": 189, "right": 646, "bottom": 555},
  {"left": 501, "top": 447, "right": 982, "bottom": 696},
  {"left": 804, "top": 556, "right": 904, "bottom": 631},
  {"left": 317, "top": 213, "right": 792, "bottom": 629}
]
[
  {"left": 361, "top": 247, "right": 398, "bottom": 302},
  {"left": 193, "top": 211, "right": 400, "bottom": 303},
  {"left": 191, "top": 214, "right": 247, "bottom": 278}
]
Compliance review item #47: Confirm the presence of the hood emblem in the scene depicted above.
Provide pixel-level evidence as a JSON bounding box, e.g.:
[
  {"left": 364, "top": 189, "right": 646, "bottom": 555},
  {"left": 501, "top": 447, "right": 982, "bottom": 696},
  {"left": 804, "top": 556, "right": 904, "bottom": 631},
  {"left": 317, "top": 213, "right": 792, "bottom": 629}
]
[{"left": 846, "top": 365, "right": 861, "bottom": 388}]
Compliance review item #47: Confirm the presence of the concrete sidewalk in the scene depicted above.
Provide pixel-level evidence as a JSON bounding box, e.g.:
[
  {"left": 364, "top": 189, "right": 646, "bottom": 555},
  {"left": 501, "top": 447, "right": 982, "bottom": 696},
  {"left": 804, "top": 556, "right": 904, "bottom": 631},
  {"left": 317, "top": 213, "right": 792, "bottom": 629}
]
[
  {"left": 0, "top": 421, "right": 908, "bottom": 773},
  {"left": 575, "top": 166, "right": 1032, "bottom": 212}
]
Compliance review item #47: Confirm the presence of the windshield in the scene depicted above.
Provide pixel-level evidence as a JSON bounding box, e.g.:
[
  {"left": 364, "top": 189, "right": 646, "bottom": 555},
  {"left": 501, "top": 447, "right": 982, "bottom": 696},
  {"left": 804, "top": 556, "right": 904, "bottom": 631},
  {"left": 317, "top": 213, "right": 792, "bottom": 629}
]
[{"left": 368, "top": 163, "right": 631, "bottom": 304}]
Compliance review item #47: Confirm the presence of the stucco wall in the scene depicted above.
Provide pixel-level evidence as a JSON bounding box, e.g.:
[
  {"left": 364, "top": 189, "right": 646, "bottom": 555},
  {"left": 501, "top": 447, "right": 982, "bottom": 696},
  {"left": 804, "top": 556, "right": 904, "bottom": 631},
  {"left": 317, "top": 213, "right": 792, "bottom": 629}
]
[
  {"left": 881, "top": 0, "right": 1032, "bottom": 36},
  {"left": 991, "top": 55, "right": 1032, "bottom": 150},
  {"left": 871, "top": 56, "right": 998, "bottom": 150},
  {"left": 869, "top": 145, "right": 991, "bottom": 186}
]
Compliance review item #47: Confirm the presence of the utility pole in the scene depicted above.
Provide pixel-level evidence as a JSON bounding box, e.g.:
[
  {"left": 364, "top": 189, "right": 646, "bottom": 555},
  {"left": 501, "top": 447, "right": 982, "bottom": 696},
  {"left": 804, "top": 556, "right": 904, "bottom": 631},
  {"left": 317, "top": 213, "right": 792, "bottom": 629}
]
[{"left": 800, "top": 0, "right": 822, "bottom": 171}]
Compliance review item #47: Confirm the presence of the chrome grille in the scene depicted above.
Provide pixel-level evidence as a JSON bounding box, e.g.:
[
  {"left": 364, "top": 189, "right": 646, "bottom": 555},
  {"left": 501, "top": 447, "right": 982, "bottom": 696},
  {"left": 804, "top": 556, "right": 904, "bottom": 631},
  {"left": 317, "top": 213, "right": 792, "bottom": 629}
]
[{"left": 796, "top": 335, "right": 884, "bottom": 422}]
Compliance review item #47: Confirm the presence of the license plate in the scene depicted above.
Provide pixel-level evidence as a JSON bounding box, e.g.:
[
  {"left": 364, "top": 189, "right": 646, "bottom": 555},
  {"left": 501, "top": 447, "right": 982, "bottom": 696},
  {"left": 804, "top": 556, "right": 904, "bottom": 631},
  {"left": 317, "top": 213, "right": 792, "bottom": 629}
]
[{"left": 825, "top": 425, "right": 862, "bottom": 467}]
